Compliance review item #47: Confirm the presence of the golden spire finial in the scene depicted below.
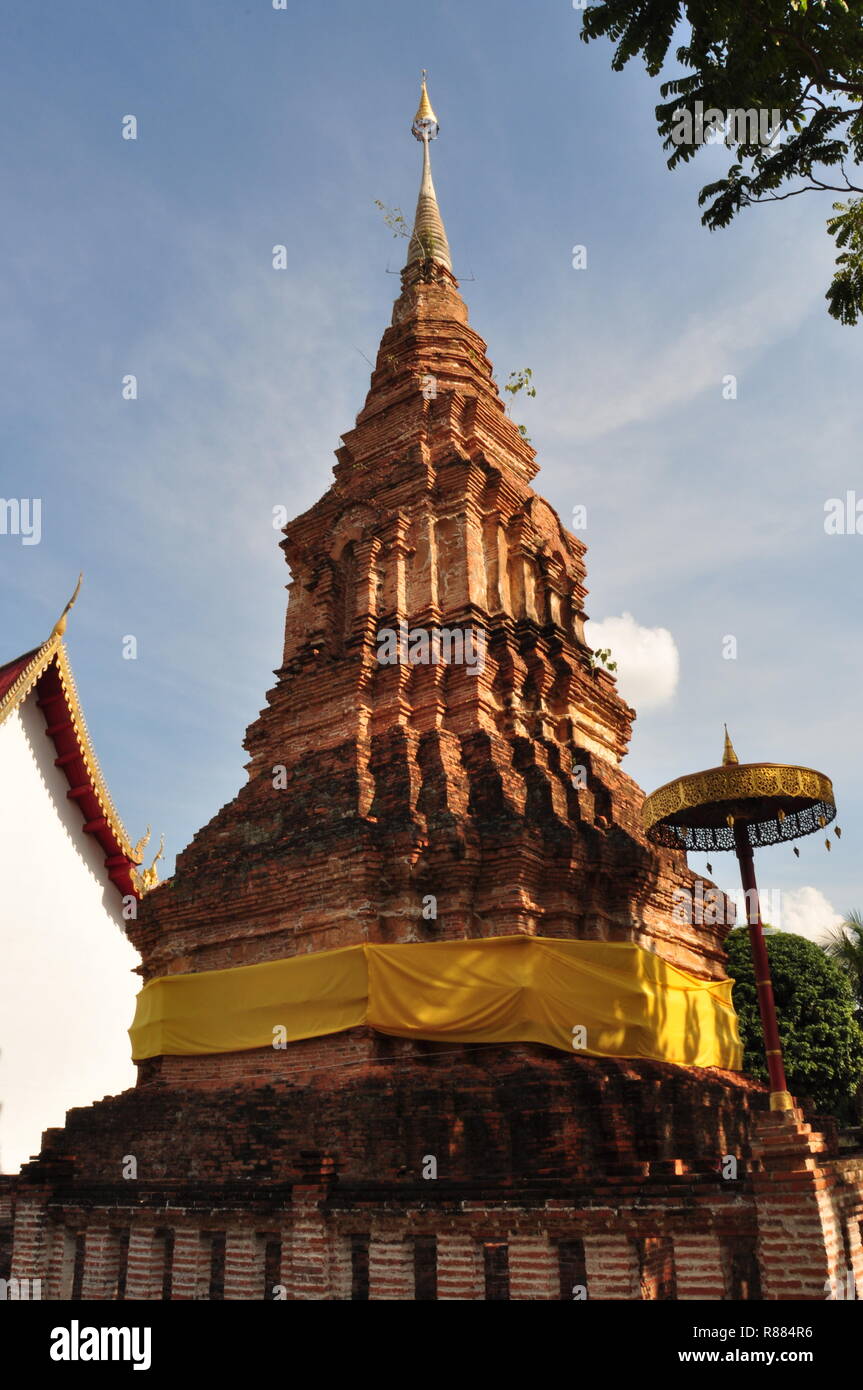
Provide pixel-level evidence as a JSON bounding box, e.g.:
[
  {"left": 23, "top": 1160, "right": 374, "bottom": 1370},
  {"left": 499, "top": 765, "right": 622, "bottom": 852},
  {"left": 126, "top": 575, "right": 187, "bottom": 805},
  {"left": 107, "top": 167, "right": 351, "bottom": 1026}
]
[
  {"left": 407, "top": 73, "right": 452, "bottom": 272},
  {"left": 722, "top": 724, "right": 739, "bottom": 766},
  {"left": 413, "top": 71, "right": 439, "bottom": 140},
  {"left": 51, "top": 573, "right": 83, "bottom": 640}
]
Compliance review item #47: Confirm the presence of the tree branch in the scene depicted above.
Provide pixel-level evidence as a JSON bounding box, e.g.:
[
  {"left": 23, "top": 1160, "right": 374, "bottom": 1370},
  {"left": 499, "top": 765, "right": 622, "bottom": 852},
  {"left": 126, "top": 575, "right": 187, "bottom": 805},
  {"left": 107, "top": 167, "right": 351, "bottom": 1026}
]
[{"left": 749, "top": 178, "right": 863, "bottom": 204}]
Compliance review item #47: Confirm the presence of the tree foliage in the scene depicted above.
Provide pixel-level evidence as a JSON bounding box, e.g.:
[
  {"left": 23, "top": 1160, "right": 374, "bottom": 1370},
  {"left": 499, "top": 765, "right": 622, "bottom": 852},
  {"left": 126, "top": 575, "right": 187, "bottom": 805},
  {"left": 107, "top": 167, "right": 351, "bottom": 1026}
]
[
  {"left": 581, "top": 1, "right": 863, "bottom": 322},
  {"left": 823, "top": 908, "right": 863, "bottom": 1017},
  {"left": 726, "top": 927, "right": 863, "bottom": 1119}
]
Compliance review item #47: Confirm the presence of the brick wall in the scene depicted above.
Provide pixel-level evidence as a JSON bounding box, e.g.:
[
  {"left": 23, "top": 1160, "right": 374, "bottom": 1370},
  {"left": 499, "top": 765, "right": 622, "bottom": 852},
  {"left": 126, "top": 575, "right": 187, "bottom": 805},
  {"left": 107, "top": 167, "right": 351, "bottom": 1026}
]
[{"left": 6, "top": 1142, "right": 862, "bottom": 1301}]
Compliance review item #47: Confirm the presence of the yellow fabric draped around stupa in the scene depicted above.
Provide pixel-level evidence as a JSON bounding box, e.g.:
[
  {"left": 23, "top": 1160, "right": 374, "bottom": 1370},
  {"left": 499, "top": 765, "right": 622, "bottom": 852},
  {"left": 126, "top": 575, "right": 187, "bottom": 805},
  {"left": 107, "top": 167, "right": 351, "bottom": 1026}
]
[{"left": 129, "top": 935, "right": 743, "bottom": 1069}]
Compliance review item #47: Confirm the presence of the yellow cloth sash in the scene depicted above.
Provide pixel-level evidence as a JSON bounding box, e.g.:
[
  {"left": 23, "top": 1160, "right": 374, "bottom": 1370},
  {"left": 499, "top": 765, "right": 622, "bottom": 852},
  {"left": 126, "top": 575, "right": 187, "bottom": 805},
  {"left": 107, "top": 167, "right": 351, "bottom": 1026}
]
[{"left": 129, "top": 936, "right": 742, "bottom": 1069}]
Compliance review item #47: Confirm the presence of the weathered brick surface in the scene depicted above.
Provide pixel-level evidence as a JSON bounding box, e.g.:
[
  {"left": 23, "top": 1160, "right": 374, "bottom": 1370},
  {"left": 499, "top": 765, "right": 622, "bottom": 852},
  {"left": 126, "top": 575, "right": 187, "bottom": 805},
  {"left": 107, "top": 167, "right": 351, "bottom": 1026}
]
[
  {"left": 436, "top": 1233, "right": 483, "bottom": 1301},
  {"left": 224, "top": 1229, "right": 262, "bottom": 1301},
  {"left": 44, "top": 1223, "right": 75, "bottom": 1300},
  {"left": 672, "top": 1233, "right": 726, "bottom": 1300},
  {"left": 124, "top": 1226, "right": 165, "bottom": 1301},
  {"left": 20, "top": 1053, "right": 768, "bottom": 1186},
  {"left": 583, "top": 1234, "right": 637, "bottom": 1300},
  {"left": 165, "top": 1227, "right": 204, "bottom": 1302},
  {"left": 9, "top": 1193, "right": 48, "bottom": 1286},
  {"left": 751, "top": 1111, "right": 863, "bottom": 1300},
  {"left": 80, "top": 1224, "right": 120, "bottom": 1300},
  {"left": 125, "top": 257, "right": 731, "bottom": 988},
  {"left": 369, "top": 1232, "right": 413, "bottom": 1300},
  {"left": 509, "top": 1233, "right": 558, "bottom": 1300}
]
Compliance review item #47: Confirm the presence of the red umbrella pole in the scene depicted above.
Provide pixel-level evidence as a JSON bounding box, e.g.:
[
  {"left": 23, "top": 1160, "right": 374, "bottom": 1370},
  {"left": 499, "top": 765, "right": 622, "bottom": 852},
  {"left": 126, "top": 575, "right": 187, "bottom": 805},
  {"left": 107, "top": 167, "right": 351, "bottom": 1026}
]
[{"left": 733, "top": 820, "right": 793, "bottom": 1112}]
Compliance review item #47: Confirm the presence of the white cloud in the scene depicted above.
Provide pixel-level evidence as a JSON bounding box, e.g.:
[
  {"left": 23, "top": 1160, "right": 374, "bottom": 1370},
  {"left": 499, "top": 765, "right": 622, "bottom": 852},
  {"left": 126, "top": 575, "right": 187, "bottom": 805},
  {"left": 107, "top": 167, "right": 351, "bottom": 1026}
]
[
  {"left": 585, "top": 611, "right": 679, "bottom": 711},
  {"left": 779, "top": 886, "right": 844, "bottom": 943}
]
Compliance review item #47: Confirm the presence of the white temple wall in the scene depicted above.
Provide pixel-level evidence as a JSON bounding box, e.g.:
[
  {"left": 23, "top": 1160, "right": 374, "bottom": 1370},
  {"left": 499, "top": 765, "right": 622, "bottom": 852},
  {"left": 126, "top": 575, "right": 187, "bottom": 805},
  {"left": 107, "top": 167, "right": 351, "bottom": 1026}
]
[{"left": 0, "top": 694, "right": 139, "bottom": 1174}]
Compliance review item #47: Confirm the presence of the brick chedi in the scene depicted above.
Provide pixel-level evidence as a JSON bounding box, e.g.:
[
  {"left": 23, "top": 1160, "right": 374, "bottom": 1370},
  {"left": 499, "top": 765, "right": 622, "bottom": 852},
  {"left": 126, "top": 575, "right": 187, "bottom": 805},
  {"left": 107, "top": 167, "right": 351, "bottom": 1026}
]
[
  {"left": 4, "top": 80, "right": 863, "bottom": 1304},
  {"left": 131, "top": 104, "right": 720, "bottom": 991}
]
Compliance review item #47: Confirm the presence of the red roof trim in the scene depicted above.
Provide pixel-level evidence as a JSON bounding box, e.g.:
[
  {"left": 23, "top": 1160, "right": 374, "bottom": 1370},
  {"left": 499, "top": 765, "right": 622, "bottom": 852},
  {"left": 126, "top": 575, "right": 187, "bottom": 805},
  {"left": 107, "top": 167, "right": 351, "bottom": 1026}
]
[
  {"left": 1, "top": 638, "right": 142, "bottom": 901},
  {"left": 0, "top": 647, "right": 42, "bottom": 705}
]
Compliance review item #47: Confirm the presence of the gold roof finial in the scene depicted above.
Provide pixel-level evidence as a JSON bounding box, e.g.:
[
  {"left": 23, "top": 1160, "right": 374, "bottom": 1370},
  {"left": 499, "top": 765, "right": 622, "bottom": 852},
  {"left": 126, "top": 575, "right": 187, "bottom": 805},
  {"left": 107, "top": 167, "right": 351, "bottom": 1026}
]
[
  {"left": 132, "top": 832, "right": 165, "bottom": 895},
  {"left": 51, "top": 573, "right": 83, "bottom": 640},
  {"left": 132, "top": 825, "right": 152, "bottom": 863},
  {"left": 413, "top": 70, "right": 439, "bottom": 138},
  {"left": 406, "top": 73, "right": 452, "bottom": 272},
  {"left": 722, "top": 724, "right": 739, "bottom": 766}
]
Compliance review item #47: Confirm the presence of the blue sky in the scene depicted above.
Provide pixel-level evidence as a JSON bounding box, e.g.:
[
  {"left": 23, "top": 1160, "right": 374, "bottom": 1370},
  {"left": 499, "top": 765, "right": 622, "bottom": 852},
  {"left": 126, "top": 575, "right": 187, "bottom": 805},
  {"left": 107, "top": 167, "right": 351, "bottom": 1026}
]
[{"left": 2, "top": 0, "right": 861, "bottom": 937}]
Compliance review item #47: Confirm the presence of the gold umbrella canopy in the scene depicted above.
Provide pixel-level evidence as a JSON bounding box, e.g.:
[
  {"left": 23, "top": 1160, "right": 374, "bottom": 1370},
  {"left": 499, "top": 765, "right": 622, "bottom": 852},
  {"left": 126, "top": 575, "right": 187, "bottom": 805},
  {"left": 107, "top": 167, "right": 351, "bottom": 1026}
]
[{"left": 642, "top": 734, "right": 836, "bottom": 854}]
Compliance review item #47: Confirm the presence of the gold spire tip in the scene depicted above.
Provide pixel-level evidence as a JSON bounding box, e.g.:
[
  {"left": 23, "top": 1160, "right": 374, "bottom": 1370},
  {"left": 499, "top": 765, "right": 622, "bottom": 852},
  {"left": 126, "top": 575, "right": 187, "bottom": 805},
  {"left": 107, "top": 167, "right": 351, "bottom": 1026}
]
[
  {"left": 413, "top": 73, "right": 439, "bottom": 139},
  {"left": 51, "top": 572, "right": 83, "bottom": 640},
  {"left": 722, "top": 724, "right": 739, "bottom": 766}
]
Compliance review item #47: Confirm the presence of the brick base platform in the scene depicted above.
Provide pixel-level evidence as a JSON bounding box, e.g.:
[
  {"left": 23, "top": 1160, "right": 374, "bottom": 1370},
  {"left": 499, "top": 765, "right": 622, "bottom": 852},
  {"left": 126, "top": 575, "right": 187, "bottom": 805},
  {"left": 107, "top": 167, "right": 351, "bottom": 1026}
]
[{"left": 3, "top": 1049, "right": 861, "bottom": 1300}]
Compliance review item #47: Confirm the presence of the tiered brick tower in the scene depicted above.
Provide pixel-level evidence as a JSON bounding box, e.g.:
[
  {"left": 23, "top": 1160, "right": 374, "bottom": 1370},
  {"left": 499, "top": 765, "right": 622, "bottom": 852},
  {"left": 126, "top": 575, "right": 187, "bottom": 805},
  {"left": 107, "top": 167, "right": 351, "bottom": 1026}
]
[
  {"left": 4, "top": 82, "right": 862, "bottom": 1303},
  {"left": 134, "top": 80, "right": 723, "bottom": 991}
]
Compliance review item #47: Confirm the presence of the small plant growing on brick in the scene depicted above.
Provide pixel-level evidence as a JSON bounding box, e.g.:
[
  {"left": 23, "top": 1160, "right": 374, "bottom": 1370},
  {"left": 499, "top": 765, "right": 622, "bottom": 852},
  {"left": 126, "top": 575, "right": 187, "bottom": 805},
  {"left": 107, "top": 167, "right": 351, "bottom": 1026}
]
[
  {"left": 504, "top": 368, "right": 536, "bottom": 444},
  {"left": 374, "top": 201, "right": 408, "bottom": 238},
  {"left": 504, "top": 368, "right": 536, "bottom": 400},
  {"left": 589, "top": 647, "right": 618, "bottom": 676}
]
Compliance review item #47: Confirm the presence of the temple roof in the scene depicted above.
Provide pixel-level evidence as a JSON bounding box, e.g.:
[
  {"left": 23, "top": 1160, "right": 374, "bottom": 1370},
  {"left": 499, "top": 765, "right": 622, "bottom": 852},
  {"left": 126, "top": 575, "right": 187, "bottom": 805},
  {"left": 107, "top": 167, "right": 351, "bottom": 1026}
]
[{"left": 0, "top": 627, "right": 144, "bottom": 900}]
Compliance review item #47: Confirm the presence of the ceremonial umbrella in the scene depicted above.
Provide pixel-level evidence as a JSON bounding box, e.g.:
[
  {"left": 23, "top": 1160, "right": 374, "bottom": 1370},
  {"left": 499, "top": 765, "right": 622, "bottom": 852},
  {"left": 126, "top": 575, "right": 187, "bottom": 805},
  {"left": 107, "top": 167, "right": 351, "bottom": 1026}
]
[{"left": 642, "top": 730, "right": 836, "bottom": 1111}]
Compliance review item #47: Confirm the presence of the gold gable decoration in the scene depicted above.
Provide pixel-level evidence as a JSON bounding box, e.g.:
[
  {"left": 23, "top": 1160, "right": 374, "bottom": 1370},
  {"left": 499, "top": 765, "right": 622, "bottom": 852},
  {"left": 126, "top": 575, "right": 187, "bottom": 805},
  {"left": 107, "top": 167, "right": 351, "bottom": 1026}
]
[{"left": 131, "top": 831, "right": 165, "bottom": 894}]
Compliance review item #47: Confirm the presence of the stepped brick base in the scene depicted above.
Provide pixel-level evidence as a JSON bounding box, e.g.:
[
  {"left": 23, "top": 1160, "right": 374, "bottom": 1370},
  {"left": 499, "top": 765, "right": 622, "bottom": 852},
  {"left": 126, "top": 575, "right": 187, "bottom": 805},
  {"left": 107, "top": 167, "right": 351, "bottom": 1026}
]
[{"left": 2, "top": 1052, "right": 861, "bottom": 1300}]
